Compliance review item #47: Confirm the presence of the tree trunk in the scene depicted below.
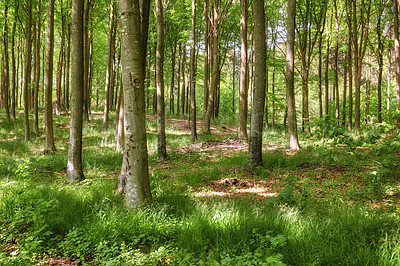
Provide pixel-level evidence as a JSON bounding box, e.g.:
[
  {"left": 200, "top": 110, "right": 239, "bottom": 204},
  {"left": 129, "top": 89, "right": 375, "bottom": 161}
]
[
  {"left": 324, "top": 22, "right": 330, "bottom": 116},
  {"left": 11, "top": 9, "right": 17, "bottom": 120},
  {"left": 286, "top": 0, "right": 300, "bottom": 151},
  {"left": 119, "top": 0, "right": 151, "bottom": 206},
  {"left": 190, "top": 0, "right": 197, "bottom": 143},
  {"left": 2, "top": 3, "right": 10, "bottom": 121},
  {"left": 203, "top": 0, "right": 210, "bottom": 119},
  {"left": 103, "top": 1, "right": 116, "bottom": 129},
  {"left": 44, "top": 0, "right": 56, "bottom": 153},
  {"left": 203, "top": 0, "right": 220, "bottom": 135},
  {"left": 394, "top": 0, "right": 400, "bottom": 125},
  {"left": 23, "top": 2, "right": 33, "bottom": 141},
  {"left": 170, "top": 44, "right": 176, "bottom": 114},
  {"left": 248, "top": 0, "right": 266, "bottom": 166},
  {"left": 238, "top": 0, "right": 248, "bottom": 140},
  {"left": 388, "top": 49, "right": 392, "bottom": 112},
  {"left": 181, "top": 45, "right": 186, "bottom": 117},
  {"left": 67, "top": 0, "right": 85, "bottom": 181},
  {"left": 177, "top": 43, "right": 181, "bottom": 115},
  {"left": 33, "top": 1, "right": 41, "bottom": 132},
  {"left": 156, "top": 0, "right": 167, "bottom": 160}
]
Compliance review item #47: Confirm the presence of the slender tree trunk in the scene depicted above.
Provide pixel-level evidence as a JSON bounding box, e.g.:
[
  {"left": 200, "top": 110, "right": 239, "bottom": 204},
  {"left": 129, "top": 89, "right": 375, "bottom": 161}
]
[
  {"left": 342, "top": 37, "right": 348, "bottom": 126},
  {"left": 334, "top": 0, "right": 340, "bottom": 123},
  {"left": 377, "top": 4, "right": 383, "bottom": 123},
  {"left": 2, "top": 3, "right": 10, "bottom": 121},
  {"left": 366, "top": 53, "right": 371, "bottom": 124},
  {"left": 11, "top": 11, "right": 17, "bottom": 121},
  {"left": 170, "top": 44, "right": 176, "bottom": 114},
  {"left": 103, "top": 1, "right": 116, "bottom": 129},
  {"left": 203, "top": 0, "right": 210, "bottom": 119},
  {"left": 249, "top": 0, "right": 266, "bottom": 166},
  {"left": 82, "top": 0, "right": 92, "bottom": 122},
  {"left": 394, "top": 0, "right": 400, "bottom": 125},
  {"left": 67, "top": 0, "right": 85, "bottom": 181},
  {"left": 181, "top": 45, "right": 186, "bottom": 117},
  {"left": 116, "top": 79, "right": 124, "bottom": 152},
  {"left": 33, "top": 1, "right": 41, "bottom": 132},
  {"left": 238, "top": 0, "right": 248, "bottom": 140},
  {"left": 348, "top": 32, "right": 353, "bottom": 131},
  {"left": 203, "top": 1, "right": 220, "bottom": 135},
  {"left": 177, "top": 43, "right": 181, "bottom": 114},
  {"left": 66, "top": 26, "right": 71, "bottom": 109},
  {"left": 388, "top": 49, "right": 392, "bottom": 112},
  {"left": 119, "top": 0, "right": 151, "bottom": 206},
  {"left": 45, "top": 0, "right": 56, "bottom": 152},
  {"left": 318, "top": 34, "right": 323, "bottom": 118},
  {"left": 156, "top": 0, "right": 167, "bottom": 160},
  {"left": 325, "top": 23, "right": 330, "bottom": 116},
  {"left": 190, "top": 0, "right": 197, "bottom": 143},
  {"left": 286, "top": 0, "right": 300, "bottom": 151},
  {"left": 23, "top": 2, "right": 33, "bottom": 141}
]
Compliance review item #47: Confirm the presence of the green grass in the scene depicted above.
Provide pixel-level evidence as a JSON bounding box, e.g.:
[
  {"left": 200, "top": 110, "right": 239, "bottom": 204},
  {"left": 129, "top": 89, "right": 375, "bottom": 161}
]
[{"left": 1, "top": 110, "right": 400, "bottom": 265}]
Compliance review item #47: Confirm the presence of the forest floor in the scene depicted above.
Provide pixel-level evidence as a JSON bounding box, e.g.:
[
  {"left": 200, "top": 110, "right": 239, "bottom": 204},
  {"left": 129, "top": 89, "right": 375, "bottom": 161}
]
[{"left": 1, "top": 111, "right": 400, "bottom": 265}]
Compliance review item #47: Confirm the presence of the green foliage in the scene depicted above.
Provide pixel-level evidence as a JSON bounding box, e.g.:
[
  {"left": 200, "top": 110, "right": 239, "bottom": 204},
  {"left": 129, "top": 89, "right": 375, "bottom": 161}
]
[{"left": 275, "top": 175, "right": 312, "bottom": 207}]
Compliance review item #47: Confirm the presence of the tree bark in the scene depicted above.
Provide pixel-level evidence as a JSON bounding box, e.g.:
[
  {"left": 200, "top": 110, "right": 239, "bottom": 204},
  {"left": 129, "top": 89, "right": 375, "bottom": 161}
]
[
  {"left": 156, "top": 0, "right": 167, "bottom": 161},
  {"left": 203, "top": 0, "right": 210, "bottom": 119},
  {"left": 248, "top": 0, "right": 266, "bottom": 166},
  {"left": 67, "top": 0, "right": 85, "bottom": 181},
  {"left": 103, "top": 1, "right": 116, "bottom": 129},
  {"left": 23, "top": 1, "right": 33, "bottom": 141},
  {"left": 119, "top": 0, "right": 151, "bottom": 206},
  {"left": 238, "top": 0, "right": 248, "bottom": 140},
  {"left": 394, "top": 0, "right": 400, "bottom": 125},
  {"left": 286, "top": 0, "right": 300, "bottom": 151},
  {"left": 190, "top": 0, "right": 197, "bottom": 143},
  {"left": 203, "top": 0, "right": 220, "bottom": 135},
  {"left": 33, "top": 1, "right": 41, "bottom": 133},
  {"left": 2, "top": 3, "right": 10, "bottom": 121}
]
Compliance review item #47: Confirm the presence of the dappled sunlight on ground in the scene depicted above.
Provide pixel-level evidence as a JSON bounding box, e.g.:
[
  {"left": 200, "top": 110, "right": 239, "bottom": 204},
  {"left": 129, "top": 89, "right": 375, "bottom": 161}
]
[{"left": 194, "top": 178, "right": 278, "bottom": 199}]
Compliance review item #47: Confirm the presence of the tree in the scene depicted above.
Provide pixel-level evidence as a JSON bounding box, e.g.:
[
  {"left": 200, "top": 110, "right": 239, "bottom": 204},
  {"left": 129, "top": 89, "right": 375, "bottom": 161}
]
[
  {"left": 22, "top": 1, "right": 33, "bottom": 141},
  {"left": 119, "top": 0, "right": 152, "bottom": 206},
  {"left": 238, "top": 0, "right": 248, "bottom": 140},
  {"left": 2, "top": 2, "right": 11, "bottom": 121},
  {"left": 33, "top": 0, "right": 41, "bottom": 133},
  {"left": 156, "top": 0, "right": 167, "bottom": 160},
  {"left": 393, "top": 0, "right": 400, "bottom": 125},
  {"left": 103, "top": 0, "right": 116, "bottom": 129},
  {"left": 189, "top": 0, "right": 197, "bottom": 143},
  {"left": 248, "top": 0, "right": 266, "bottom": 166},
  {"left": 286, "top": 0, "right": 301, "bottom": 151},
  {"left": 45, "top": 0, "right": 56, "bottom": 153},
  {"left": 67, "top": 0, "right": 85, "bottom": 181}
]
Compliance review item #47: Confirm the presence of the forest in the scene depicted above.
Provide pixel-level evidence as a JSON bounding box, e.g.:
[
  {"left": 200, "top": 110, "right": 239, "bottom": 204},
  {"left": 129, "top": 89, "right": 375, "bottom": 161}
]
[{"left": 1, "top": 0, "right": 400, "bottom": 264}]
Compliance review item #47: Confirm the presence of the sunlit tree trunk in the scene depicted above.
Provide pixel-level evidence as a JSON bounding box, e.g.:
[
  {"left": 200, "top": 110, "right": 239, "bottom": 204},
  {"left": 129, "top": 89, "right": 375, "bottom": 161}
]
[
  {"left": 103, "top": 1, "right": 116, "bottom": 129},
  {"left": 249, "top": 0, "right": 266, "bottom": 166},
  {"left": 23, "top": 1, "right": 33, "bottom": 141},
  {"left": 190, "top": 0, "right": 197, "bottom": 143},
  {"left": 11, "top": 8, "right": 17, "bottom": 121},
  {"left": 33, "top": 1, "right": 41, "bottom": 132},
  {"left": 44, "top": 0, "right": 56, "bottom": 153},
  {"left": 286, "top": 0, "right": 300, "bottom": 151},
  {"left": 156, "top": 0, "right": 167, "bottom": 160},
  {"left": 238, "top": 0, "right": 248, "bottom": 140},
  {"left": 393, "top": 0, "right": 400, "bottom": 125},
  {"left": 203, "top": 0, "right": 220, "bottom": 135},
  {"left": 2, "top": 3, "right": 10, "bottom": 121},
  {"left": 67, "top": 0, "right": 85, "bottom": 181},
  {"left": 119, "top": 0, "right": 151, "bottom": 206},
  {"left": 203, "top": 0, "right": 210, "bottom": 119},
  {"left": 388, "top": 49, "right": 392, "bottom": 112}
]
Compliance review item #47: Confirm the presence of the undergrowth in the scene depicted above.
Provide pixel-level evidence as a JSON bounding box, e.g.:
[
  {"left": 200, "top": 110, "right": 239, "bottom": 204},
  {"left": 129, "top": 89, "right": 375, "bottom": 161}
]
[{"left": 1, "top": 111, "right": 400, "bottom": 265}]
